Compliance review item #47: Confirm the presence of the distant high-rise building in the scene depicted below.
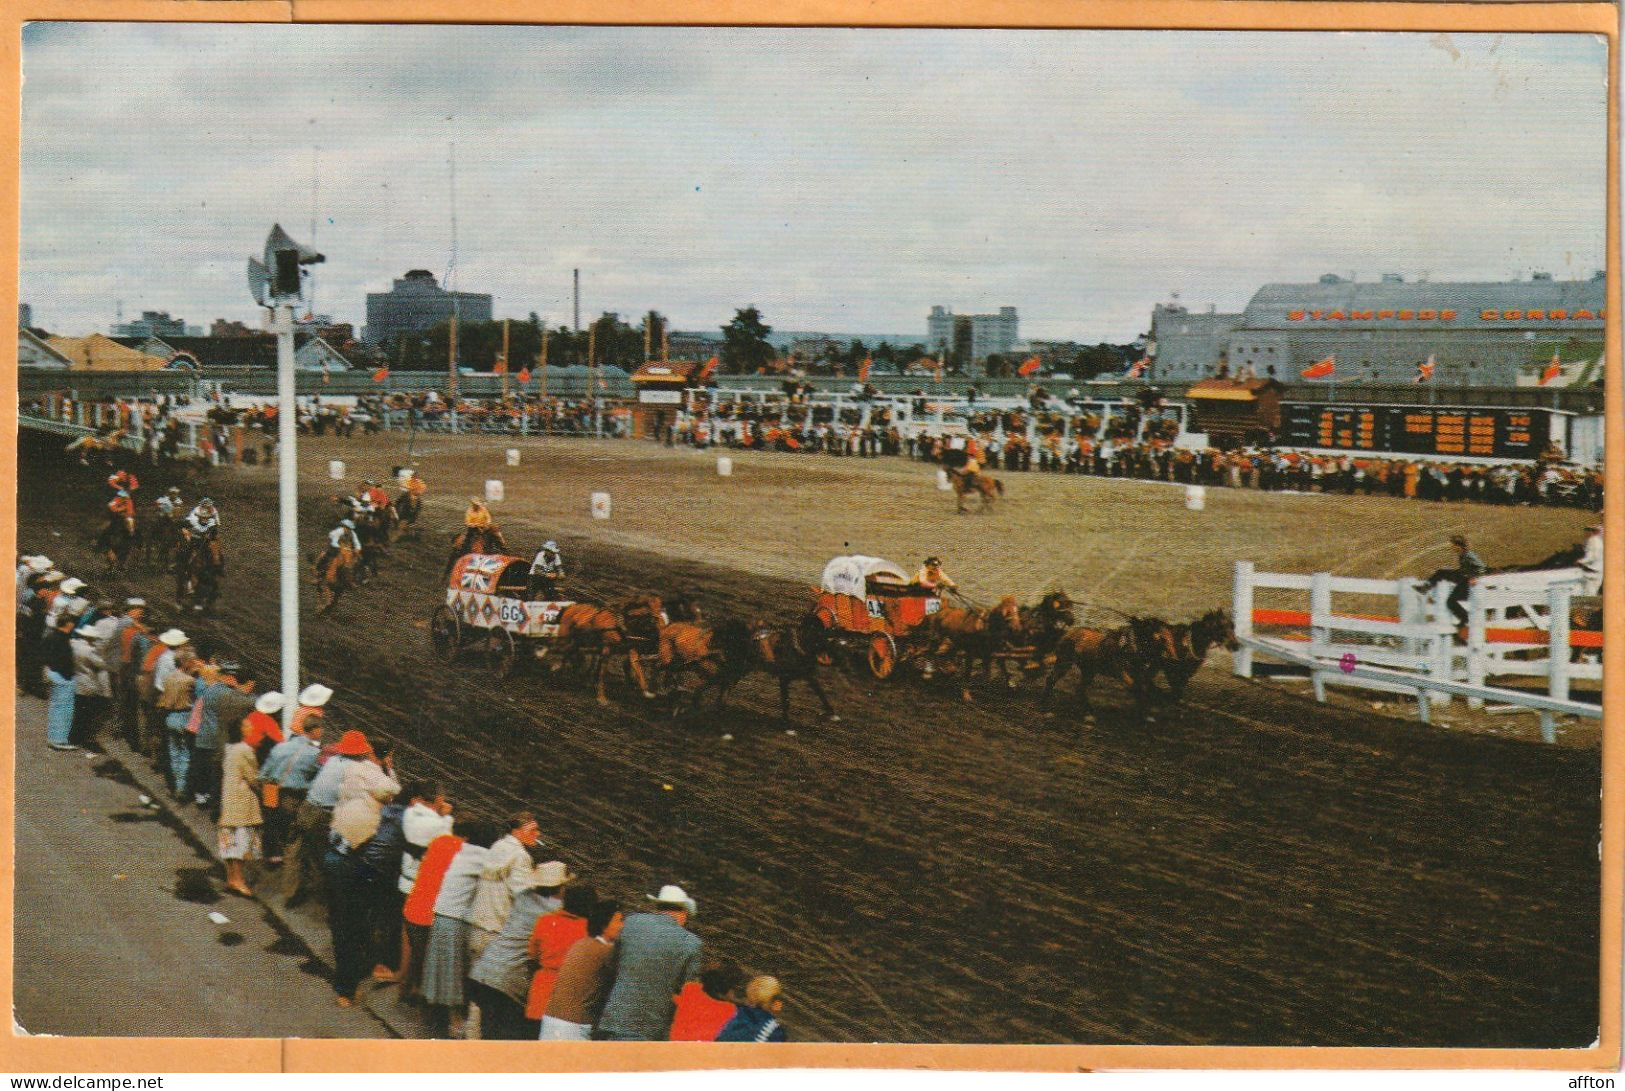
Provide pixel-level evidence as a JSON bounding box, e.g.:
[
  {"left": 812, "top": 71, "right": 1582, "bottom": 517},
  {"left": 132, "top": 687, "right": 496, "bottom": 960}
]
[
  {"left": 18, "top": 303, "right": 31, "bottom": 329},
  {"left": 113, "top": 310, "right": 194, "bottom": 338},
  {"left": 927, "top": 305, "right": 1018, "bottom": 362},
  {"left": 364, "top": 270, "right": 493, "bottom": 345}
]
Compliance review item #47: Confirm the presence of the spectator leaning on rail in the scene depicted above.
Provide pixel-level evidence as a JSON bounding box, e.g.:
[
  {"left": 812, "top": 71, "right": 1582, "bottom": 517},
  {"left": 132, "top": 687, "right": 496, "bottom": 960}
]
[
  {"left": 716, "top": 975, "right": 790, "bottom": 1043},
  {"left": 595, "top": 884, "right": 703, "bottom": 1041},
  {"left": 399, "top": 810, "right": 462, "bottom": 1006},
  {"left": 421, "top": 819, "right": 501, "bottom": 1039},
  {"left": 469, "top": 860, "right": 580, "bottom": 1039},
  {"left": 670, "top": 964, "right": 745, "bottom": 1042},
  {"left": 260, "top": 711, "right": 323, "bottom": 869},
  {"left": 285, "top": 726, "right": 370, "bottom": 908},
  {"left": 540, "top": 899, "right": 625, "bottom": 1041},
  {"left": 469, "top": 811, "right": 543, "bottom": 962},
  {"left": 524, "top": 882, "right": 598, "bottom": 1026},
  {"left": 323, "top": 737, "right": 401, "bottom": 1008}
]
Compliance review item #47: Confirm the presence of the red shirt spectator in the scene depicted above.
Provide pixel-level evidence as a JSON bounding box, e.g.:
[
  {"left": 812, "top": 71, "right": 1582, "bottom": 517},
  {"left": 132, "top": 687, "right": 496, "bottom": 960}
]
[
  {"left": 669, "top": 982, "right": 736, "bottom": 1041},
  {"left": 525, "top": 894, "right": 593, "bottom": 1018},
  {"left": 403, "top": 833, "right": 465, "bottom": 927}
]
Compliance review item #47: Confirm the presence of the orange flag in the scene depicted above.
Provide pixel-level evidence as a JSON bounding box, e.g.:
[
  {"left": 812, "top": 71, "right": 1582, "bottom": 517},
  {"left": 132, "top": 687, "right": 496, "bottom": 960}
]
[
  {"left": 492, "top": 358, "right": 507, "bottom": 375},
  {"left": 1017, "top": 355, "right": 1041, "bottom": 377},
  {"left": 858, "top": 356, "right": 872, "bottom": 383},
  {"left": 697, "top": 355, "right": 719, "bottom": 381},
  {"left": 1539, "top": 353, "right": 1562, "bottom": 386},
  {"left": 1301, "top": 356, "right": 1336, "bottom": 380},
  {"left": 517, "top": 367, "right": 531, "bottom": 384},
  {"left": 1413, "top": 354, "right": 1435, "bottom": 384},
  {"left": 372, "top": 366, "right": 390, "bottom": 383}
]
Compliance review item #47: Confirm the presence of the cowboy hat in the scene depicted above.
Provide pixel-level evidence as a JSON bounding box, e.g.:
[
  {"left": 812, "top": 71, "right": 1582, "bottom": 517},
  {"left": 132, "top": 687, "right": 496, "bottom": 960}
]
[
  {"left": 331, "top": 730, "right": 371, "bottom": 757},
  {"left": 647, "top": 884, "right": 697, "bottom": 917},
  {"left": 40, "top": 570, "right": 65, "bottom": 583},
  {"left": 532, "top": 860, "right": 575, "bottom": 887},
  {"left": 26, "top": 556, "right": 51, "bottom": 573},
  {"left": 59, "top": 577, "right": 86, "bottom": 594},
  {"left": 298, "top": 683, "right": 333, "bottom": 707},
  {"left": 158, "top": 629, "right": 190, "bottom": 647},
  {"left": 255, "top": 692, "right": 286, "bottom": 716},
  {"left": 124, "top": 596, "right": 147, "bottom": 609}
]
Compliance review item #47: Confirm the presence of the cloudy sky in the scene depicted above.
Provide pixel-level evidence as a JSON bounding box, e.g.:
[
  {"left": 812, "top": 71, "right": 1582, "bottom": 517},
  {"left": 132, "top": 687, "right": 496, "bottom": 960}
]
[{"left": 19, "top": 25, "right": 1609, "bottom": 342}]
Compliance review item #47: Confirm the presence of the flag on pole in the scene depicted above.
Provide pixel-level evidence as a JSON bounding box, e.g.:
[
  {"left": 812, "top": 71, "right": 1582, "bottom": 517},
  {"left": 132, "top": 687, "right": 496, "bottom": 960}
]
[
  {"left": 1413, "top": 355, "right": 1435, "bottom": 384},
  {"left": 858, "top": 356, "right": 872, "bottom": 383},
  {"left": 517, "top": 367, "right": 531, "bottom": 384},
  {"left": 1539, "top": 352, "right": 1562, "bottom": 386},
  {"left": 1300, "top": 355, "right": 1336, "bottom": 380},
  {"left": 372, "top": 366, "right": 390, "bottom": 383},
  {"left": 1124, "top": 357, "right": 1149, "bottom": 379},
  {"left": 1017, "top": 355, "right": 1041, "bottom": 378},
  {"left": 697, "top": 355, "right": 719, "bottom": 382}
]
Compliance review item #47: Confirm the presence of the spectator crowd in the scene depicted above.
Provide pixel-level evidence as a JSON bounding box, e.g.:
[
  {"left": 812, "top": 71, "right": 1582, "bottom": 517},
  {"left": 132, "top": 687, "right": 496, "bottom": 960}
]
[{"left": 16, "top": 550, "right": 791, "bottom": 1043}]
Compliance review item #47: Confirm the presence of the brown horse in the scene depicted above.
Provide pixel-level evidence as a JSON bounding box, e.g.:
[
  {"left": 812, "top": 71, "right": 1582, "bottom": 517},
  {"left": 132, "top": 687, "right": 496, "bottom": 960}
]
[
  {"left": 1043, "top": 616, "right": 1178, "bottom": 723},
  {"left": 550, "top": 595, "right": 660, "bottom": 704},
  {"left": 443, "top": 525, "right": 510, "bottom": 579},
  {"left": 924, "top": 595, "right": 1025, "bottom": 701},
  {"left": 311, "top": 545, "right": 358, "bottom": 614},
  {"left": 953, "top": 469, "right": 1004, "bottom": 513},
  {"left": 1155, "top": 608, "right": 1238, "bottom": 703},
  {"left": 679, "top": 617, "right": 838, "bottom": 727}
]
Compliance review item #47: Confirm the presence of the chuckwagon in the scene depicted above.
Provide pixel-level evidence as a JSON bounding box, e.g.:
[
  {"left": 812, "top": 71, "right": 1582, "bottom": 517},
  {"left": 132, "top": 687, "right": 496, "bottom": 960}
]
[
  {"left": 429, "top": 553, "right": 572, "bottom": 678},
  {"left": 807, "top": 554, "right": 943, "bottom": 679}
]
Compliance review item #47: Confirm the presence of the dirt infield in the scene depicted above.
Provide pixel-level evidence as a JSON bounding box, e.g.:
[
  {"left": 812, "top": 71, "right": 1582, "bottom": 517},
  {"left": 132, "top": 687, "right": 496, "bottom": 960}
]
[{"left": 16, "top": 430, "right": 1602, "bottom": 1046}]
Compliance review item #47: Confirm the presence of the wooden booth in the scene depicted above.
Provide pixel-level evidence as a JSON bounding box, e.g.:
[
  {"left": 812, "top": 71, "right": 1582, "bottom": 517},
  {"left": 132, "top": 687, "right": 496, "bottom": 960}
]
[
  {"left": 1186, "top": 377, "right": 1284, "bottom": 445},
  {"left": 629, "top": 360, "right": 700, "bottom": 439}
]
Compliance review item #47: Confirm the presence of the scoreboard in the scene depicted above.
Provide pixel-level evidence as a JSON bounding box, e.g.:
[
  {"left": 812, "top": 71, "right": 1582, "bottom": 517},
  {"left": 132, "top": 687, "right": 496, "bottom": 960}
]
[{"left": 1279, "top": 404, "right": 1550, "bottom": 459}]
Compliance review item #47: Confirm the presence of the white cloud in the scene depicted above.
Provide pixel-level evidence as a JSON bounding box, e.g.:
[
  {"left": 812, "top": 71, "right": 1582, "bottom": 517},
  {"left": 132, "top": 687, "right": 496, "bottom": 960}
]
[{"left": 19, "top": 26, "right": 1607, "bottom": 342}]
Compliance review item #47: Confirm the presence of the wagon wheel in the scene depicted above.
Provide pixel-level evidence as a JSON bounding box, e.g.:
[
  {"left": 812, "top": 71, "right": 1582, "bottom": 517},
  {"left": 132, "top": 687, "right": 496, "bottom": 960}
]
[
  {"left": 867, "top": 632, "right": 898, "bottom": 680},
  {"left": 487, "top": 627, "right": 518, "bottom": 679},
  {"left": 429, "top": 605, "right": 461, "bottom": 662}
]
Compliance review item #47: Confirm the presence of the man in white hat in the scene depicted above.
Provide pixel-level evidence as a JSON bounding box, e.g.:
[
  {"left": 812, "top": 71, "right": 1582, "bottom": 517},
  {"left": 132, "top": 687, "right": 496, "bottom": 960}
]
[
  {"left": 45, "top": 577, "right": 88, "bottom": 630},
  {"left": 152, "top": 629, "right": 191, "bottom": 698},
  {"left": 595, "top": 883, "right": 703, "bottom": 1040},
  {"left": 292, "top": 682, "right": 333, "bottom": 737}
]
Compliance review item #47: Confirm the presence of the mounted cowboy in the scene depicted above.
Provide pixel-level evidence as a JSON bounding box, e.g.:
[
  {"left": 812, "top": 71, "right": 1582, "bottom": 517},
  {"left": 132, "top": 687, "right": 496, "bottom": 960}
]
[
  {"left": 107, "top": 468, "right": 140, "bottom": 496},
  {"left": 97, "top": 489, "right": 139, "bottom": 567},
  {"left": 155, "top": 485, "right": 185, "bottom": 519},
  {"left": 180, "top": 497, "right": 221, "bottom": 567}
]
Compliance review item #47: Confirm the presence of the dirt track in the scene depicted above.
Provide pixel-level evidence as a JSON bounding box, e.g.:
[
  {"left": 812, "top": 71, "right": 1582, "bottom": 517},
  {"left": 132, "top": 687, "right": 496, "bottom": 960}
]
[{"left": 16, "top": 430, "right": 1602, "bottom": 1046}]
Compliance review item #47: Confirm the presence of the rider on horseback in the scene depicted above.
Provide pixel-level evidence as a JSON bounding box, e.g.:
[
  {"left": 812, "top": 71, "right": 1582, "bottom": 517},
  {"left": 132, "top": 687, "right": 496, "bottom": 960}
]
[
  {"left": 180, "top": 498, "right": 222, "bottom": 572},
  {"left": 456, "top": 498, "right": 497, "bottom": 555},
  {"left": 362, "top": 480, "right": 390, "bottom": 512},
  {"left": 107, "top": 468, "right": 140, "bottom": 495},
  {"left": 527, "top": 540, "right": 565, "bottom": 600},
  {"left": 97, "top": 489, "right": 138, "bottom": 555},
  {"left": 315, "top": 518, "right": 363, "bottom": 578}
]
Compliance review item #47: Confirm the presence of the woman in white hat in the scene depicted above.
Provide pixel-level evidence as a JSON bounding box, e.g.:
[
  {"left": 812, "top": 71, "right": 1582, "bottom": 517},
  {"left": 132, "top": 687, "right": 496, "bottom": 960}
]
[
  {"left": 45, "top": 576, "right": 88, "bottom": 630},
  {"left": 292, "top": 682, "right": 332, "bottom": 737}
]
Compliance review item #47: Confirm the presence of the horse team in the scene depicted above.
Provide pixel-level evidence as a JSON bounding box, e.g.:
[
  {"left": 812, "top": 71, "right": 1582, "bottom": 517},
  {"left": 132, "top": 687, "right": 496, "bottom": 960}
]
[{"left": 484, "top": 582, "right": 1236, "bottom": 730}]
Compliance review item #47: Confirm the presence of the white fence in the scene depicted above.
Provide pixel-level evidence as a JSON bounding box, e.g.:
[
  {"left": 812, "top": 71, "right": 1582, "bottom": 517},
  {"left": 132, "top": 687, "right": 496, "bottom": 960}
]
[{"left": 1233, "top": 560, "right": 1601, "bottom": 743}]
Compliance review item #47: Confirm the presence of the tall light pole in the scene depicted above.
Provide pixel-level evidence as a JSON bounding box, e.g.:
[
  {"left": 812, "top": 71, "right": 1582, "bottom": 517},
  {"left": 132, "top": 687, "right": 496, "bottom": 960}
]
[{"left": 249, "top": 224, "right": 325, "bottom": 730}]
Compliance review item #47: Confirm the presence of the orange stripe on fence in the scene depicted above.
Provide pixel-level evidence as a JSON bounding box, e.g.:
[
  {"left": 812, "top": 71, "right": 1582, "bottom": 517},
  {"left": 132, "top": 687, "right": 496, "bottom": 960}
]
[{"left": 1252, "top": 610, "right": 1603, "bottom": 649}]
